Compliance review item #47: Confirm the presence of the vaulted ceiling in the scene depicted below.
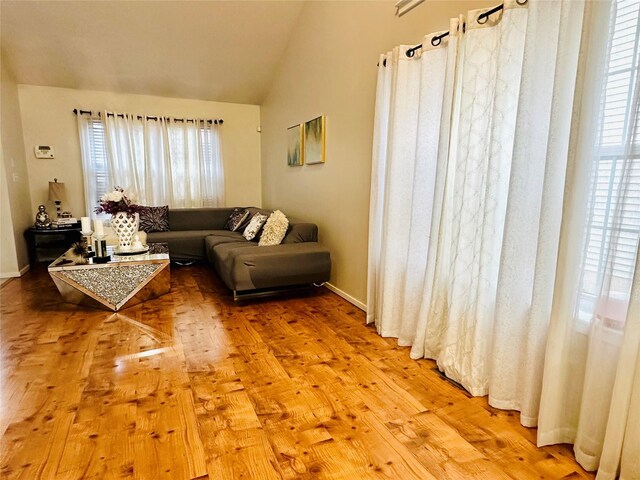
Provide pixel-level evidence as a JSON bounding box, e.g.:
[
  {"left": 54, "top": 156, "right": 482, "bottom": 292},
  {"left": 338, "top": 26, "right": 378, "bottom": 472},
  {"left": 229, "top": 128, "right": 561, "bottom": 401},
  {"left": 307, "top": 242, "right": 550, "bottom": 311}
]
[{"left": 0, "top": 1, "right": 306, "bottom": 105}]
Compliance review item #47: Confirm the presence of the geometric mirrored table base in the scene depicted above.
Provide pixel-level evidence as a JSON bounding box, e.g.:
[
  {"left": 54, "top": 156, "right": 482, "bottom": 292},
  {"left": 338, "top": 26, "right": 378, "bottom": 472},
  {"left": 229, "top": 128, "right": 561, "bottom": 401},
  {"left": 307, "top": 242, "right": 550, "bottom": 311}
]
[{"left": 48, "top": 244, "right": 170, "bottom": 311}]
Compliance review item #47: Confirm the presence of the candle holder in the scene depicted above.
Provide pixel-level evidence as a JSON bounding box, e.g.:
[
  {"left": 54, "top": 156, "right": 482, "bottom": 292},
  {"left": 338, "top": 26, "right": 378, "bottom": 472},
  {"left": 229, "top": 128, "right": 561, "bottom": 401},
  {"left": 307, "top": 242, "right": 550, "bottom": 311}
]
[
  {"left": 93, "top": 234, "right": 110, "bottom": 263},
  {"left": 81, "top": 230, "right": 94, "bottom": 258}
]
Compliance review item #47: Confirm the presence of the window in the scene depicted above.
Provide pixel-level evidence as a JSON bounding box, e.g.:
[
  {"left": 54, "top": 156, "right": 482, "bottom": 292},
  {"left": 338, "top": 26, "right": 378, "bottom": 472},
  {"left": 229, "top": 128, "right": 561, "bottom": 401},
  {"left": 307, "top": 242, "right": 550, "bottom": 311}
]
[
  {"left": 578, "top": 0, "right": 640, "bottom": 324},
  {"left": 77, "top": 112, "right": 225, "bottom": 216},
  {"left": 83, "top": 116, "right": 109, "bottom": 208}
]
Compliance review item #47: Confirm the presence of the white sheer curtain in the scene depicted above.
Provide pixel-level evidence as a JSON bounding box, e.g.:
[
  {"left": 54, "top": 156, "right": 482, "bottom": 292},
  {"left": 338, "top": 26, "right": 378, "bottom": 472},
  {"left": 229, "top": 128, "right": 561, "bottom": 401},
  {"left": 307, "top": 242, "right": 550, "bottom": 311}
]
[
  {"left": 103, "top": 113, "right": 148, "bottom": 202},
  {"left": 368, "top": 0, "right": 585, "bottom": 422},
  {"left": 103, "top": 112, "right": 225, "bottom": 208},
  {"left": 367, "top": 17, "right": 462, "bottom": 343},
  {"left": 78, "top": 111, "right": 224, "bottom": 215},
  {"left": 538, "top": 0, "right": 640, "bottom": 477}
]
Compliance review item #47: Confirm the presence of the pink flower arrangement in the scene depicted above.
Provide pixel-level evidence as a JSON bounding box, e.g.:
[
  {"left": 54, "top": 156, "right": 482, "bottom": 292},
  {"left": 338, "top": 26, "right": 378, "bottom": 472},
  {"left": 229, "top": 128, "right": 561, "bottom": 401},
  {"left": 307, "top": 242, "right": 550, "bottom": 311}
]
[{"left": 95, "top": 187, "right": 141, "bottom": 215}]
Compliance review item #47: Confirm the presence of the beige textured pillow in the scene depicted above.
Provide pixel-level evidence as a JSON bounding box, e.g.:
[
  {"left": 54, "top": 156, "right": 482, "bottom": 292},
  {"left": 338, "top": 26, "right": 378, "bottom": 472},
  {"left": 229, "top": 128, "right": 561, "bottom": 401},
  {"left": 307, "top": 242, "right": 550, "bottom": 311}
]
[{"left": 259, "top": 210, "right": 289, "bottom": 246}]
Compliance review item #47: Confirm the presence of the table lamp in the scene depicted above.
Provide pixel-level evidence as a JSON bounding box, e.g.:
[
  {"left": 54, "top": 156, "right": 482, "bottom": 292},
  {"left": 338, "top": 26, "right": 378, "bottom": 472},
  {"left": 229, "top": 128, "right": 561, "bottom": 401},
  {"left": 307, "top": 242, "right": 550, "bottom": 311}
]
[{"left": 48, "top": 178, "right": 67, "bottom": 218}]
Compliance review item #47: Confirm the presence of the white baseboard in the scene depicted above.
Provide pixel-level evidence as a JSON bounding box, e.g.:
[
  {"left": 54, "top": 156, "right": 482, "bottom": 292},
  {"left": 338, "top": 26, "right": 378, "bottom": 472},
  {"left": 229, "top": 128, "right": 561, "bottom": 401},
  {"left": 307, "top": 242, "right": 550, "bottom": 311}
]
[
  {"left": 1, "top": 264, "right": 30, "bottom": 279},
  {"left": 324, "top": 282, "right": 367, "bottom": 312},
  {"left": 0, "top": 271, "right": 20, "bottom": 278}
]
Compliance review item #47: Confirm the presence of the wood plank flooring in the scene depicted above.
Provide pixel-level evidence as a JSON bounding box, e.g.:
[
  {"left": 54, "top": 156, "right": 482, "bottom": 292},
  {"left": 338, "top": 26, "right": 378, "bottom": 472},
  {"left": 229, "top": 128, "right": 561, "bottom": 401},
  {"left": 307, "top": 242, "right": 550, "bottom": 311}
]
[{"left": 0, "top": 264, "right": 593, "bottom": 479}]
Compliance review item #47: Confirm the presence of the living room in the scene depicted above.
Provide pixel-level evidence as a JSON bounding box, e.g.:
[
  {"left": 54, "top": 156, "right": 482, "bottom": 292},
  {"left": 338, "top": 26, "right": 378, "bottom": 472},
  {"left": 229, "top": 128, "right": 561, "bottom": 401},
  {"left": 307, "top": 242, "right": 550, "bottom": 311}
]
[{"left": 1, "top": 0, "right": 639, "bottom": 479}]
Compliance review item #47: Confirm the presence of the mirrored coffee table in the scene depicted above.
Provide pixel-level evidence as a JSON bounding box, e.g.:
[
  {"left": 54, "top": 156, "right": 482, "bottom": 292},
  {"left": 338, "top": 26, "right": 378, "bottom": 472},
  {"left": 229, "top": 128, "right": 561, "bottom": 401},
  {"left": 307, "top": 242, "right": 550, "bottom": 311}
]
[{"left": 48, "top": 243, "right": 170, "bottom": 311}]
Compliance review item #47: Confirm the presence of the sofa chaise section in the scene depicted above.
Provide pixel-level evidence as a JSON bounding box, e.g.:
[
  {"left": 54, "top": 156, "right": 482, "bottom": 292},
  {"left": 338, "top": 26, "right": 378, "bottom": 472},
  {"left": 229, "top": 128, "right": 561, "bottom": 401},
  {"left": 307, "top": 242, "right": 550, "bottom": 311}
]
[{"left": 146, "top": 207, "right": 331, "bottom": 298}]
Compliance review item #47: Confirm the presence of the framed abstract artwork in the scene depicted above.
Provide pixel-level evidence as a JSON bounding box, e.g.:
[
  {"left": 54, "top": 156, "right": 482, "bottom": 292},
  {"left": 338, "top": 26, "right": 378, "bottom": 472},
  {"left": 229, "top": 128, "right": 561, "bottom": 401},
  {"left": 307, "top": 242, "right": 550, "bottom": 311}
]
[
  {"left": 304, "top": 116, "right": 325, "bottom": 165},
  {"left": 287, "top": 124, "right": 304, "bottom": 166}
]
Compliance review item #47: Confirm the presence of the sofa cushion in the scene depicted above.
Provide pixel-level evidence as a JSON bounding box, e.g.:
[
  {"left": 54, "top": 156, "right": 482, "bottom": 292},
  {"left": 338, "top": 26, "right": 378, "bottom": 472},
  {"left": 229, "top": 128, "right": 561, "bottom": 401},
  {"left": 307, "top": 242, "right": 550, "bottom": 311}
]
[
  {"left": 138, "top": 205, "right": 170, "bottom": 233},
  {"left": 168, "top": 208, "right": 235, "bottom": 231},
  {"left": 204, "top": 231, "right": 246, "bottom": 249},
  {"left": 146, "top": 229, "right": 226, "bottom": 260}
]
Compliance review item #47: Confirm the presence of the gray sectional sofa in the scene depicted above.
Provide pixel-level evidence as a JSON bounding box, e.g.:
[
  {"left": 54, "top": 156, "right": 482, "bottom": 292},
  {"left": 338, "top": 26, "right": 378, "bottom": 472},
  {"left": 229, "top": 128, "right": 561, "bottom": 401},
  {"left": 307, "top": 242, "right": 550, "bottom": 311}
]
[{"left": 146, "top": 207, "right": 331, "bottom": 299}]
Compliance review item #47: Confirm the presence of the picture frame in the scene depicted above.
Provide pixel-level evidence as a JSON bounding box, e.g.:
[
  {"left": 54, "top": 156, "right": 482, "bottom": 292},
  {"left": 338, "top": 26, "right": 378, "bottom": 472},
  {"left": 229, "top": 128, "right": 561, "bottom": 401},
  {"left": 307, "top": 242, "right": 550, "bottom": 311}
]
[
  {"left": 287, "top": 123, "right": 304, "bottom": 166},
  {"left": 304, "top": 115, "right": 326, "bottom": 165}
]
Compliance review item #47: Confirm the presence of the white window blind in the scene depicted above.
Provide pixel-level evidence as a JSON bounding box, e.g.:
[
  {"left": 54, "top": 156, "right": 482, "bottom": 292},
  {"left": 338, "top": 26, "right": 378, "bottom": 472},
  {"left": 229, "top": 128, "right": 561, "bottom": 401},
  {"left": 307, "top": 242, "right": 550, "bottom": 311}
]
[
  {"left": 579, "top": 0, "right": 640, "bottom": 314},
  {"left": 86, "top": 117, "right": 109, "bottom": 207}
]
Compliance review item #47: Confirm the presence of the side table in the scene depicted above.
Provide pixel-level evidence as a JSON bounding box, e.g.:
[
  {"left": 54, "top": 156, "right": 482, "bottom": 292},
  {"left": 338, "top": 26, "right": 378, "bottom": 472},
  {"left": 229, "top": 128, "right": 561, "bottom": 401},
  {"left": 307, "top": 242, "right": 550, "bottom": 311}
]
[{"left": 24, "top": 226, "right": 83, "bottom": 266}]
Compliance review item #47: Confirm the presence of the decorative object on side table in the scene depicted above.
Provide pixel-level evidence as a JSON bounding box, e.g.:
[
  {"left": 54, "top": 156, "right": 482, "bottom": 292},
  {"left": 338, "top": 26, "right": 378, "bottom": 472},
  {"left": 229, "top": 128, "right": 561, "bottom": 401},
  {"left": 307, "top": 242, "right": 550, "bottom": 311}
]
[
  {"left": 304, "top": 115, "right": 326, "bottom": 164},
  {"left": 95, "top": 187, "right": 141, "bottom": 250},
  {"left": 34, "top": 205, "right": 52, "bottom": 229},
  {"left": 48, "top": 178, "right": 71, "bottom": 218}
]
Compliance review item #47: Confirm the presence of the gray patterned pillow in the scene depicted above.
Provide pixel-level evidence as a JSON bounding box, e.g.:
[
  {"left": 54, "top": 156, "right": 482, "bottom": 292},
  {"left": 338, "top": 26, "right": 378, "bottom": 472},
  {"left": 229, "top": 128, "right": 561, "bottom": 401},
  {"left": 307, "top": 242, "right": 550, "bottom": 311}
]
[
  {"left": 225, "top": 209, "right": 250, "bottom": 231},
  {"left": 138, "top": 205, "right": 169, "bottom": 233},
  {"left": 243, "top": 213, "right": 268, "bottom": 241}
]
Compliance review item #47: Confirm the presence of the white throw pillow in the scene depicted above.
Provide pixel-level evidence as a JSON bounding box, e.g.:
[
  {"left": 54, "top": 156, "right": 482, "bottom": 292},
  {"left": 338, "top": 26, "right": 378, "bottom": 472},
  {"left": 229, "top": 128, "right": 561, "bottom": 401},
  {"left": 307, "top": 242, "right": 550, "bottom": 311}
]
[
  {"left": 259, "top": 210, "right": 289, "bottom": 246},
  {"left": 243, "top": 213, "right": 268, "bottom": 241}
]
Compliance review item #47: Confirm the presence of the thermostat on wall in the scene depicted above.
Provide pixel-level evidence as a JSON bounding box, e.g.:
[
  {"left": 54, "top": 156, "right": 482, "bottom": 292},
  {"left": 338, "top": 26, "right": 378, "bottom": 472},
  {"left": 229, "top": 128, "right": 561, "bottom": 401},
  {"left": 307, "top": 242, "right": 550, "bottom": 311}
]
[{"left": 34, "top": 145, "right": 55, "bottom": 159}]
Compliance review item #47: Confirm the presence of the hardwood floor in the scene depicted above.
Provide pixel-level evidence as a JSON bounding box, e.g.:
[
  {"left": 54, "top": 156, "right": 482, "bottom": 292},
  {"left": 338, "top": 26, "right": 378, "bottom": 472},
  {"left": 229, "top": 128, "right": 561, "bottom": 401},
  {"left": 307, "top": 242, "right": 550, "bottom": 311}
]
[{"left": 1, "top": 264, "right": 593, "bottom": 479}]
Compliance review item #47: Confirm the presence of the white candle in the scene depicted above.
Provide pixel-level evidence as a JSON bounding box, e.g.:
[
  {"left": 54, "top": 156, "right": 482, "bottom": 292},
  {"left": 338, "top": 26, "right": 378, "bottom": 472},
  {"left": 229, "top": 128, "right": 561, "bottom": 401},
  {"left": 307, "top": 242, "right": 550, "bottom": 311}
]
[
  {"left": 94, "top": 219, "right": 104, "bottom": 236},
  {"left": 81, "top": 216, "right": 91, "bottom": 233}
]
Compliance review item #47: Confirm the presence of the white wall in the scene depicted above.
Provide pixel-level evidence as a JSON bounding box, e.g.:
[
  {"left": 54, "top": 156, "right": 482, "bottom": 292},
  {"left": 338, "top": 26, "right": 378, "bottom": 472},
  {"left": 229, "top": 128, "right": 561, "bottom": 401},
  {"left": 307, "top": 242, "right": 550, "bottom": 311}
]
[
  {"left": 1, "top": 58, "right": 32, "bottom": 274},
  {"left": 18, "top": 85, "right": 262, "bottom": 217},
  {"left": 260, "top": 0, "right": 494, "bottom": 306},
  {"left": 0, "top": 152, "right": 19, "bottom": 276}
]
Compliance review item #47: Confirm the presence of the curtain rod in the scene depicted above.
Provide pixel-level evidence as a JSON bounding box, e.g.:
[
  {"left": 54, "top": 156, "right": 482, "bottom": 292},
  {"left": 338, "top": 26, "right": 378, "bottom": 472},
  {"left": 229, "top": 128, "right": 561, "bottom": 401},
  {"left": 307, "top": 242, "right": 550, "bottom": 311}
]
[
  {"left": 401, "top": 0, "right": 527, "bottom": 60},
  {"left": 73, "top": 109, "right": 224, "bottom": 125},
  {"left": 406, "top": 30, "right": 453, "bottom": 58}
]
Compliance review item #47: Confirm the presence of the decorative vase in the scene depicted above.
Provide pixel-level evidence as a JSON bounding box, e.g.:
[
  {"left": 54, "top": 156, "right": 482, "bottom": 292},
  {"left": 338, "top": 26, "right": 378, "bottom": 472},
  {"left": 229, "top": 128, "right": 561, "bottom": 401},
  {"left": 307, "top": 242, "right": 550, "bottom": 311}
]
[{"left": 111, "top": 212, "right": 139, "bottom": 249}]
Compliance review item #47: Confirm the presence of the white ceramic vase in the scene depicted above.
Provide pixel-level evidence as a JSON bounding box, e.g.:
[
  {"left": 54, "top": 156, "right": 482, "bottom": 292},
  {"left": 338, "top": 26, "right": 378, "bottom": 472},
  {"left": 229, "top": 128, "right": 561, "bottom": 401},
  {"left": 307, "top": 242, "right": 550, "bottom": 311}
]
[{"left": 111, "top": 212, "right": 139, "bottom": 249}]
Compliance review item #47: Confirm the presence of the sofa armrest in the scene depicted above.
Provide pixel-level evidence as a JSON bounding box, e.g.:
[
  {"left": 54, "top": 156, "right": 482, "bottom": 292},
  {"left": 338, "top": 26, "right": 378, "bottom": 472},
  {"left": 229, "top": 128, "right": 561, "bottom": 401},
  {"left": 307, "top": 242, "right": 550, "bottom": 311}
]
[{"left": 282, "top": 223, "right": 318, "bottom": 243}]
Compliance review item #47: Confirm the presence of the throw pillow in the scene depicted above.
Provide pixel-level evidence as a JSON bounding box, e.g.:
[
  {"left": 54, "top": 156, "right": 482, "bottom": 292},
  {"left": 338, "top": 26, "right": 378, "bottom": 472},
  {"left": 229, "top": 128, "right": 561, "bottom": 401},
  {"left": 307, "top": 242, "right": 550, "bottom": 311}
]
[
  {"left": 138, "top": 205, "right": 169, "bottom": 233},
  {"left": 237, "top": 207, "right": 270, "bottom": 231},
  {"left": 259, "top": 210, "right": 289, "bottom": 246},
  {"left": 243, "top": 213, "right": 268, "bottom": 241},
  {"left": 225, "top": 208, "right": 250, "bottom": 231}
]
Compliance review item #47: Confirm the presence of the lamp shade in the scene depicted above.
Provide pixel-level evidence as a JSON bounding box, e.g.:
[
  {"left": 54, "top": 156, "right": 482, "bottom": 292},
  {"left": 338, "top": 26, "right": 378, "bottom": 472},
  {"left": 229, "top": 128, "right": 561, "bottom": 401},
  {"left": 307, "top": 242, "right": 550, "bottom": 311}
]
[{"left": 48, "top": 180, "right": 67, "bottom": 202}]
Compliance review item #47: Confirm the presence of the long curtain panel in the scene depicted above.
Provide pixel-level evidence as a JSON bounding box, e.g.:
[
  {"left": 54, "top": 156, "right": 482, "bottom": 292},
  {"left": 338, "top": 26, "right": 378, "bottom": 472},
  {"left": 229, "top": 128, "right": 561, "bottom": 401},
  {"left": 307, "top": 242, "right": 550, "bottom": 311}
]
[
  {"left": 367, "top": 17, "right": 462, "bottom": 344},
  {"left": 537, "top": 0, "right": 640, "bottom": 477},
  {"left": 368, "top": 0, "right": 585, "bottom": 422}
]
